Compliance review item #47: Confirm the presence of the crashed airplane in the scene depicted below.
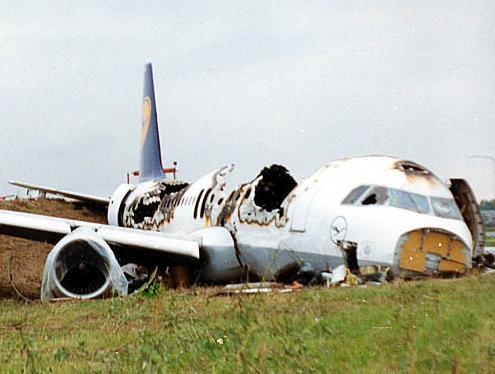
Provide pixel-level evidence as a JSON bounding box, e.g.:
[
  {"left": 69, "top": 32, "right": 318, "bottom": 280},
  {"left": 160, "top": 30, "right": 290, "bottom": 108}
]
[{"left": 0, "top": 64, "right": 486, "bottom": 301}]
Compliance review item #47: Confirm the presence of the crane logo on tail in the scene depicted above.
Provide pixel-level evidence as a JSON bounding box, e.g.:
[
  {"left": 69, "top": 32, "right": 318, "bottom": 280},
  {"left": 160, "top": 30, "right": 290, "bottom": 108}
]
[{"left": 141, "top": 96, "right": 151, "bottom": 147}]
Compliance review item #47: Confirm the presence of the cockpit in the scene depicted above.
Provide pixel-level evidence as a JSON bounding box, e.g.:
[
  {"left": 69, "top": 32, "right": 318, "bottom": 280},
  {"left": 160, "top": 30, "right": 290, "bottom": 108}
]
[{"left": 341, "top": 184, "right": 463, "bottom": 221}]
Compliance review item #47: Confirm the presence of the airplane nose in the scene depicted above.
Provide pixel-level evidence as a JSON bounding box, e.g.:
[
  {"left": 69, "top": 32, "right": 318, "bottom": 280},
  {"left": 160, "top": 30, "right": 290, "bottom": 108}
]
[{"left": 394, "top": 228, "right": 471, "bottom": 276}]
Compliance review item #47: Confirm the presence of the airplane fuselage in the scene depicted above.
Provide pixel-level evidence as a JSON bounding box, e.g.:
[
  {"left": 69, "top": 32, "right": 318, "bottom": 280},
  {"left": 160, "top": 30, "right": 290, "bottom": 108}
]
[{"left": 108, "top": 156, "right": 473, "bottom": 283}]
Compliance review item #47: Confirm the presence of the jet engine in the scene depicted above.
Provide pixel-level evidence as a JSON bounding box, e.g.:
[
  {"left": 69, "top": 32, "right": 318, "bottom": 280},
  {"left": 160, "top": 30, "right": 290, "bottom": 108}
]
[{"left": 41, "top": 227, "right": 128, "bottom": 301}]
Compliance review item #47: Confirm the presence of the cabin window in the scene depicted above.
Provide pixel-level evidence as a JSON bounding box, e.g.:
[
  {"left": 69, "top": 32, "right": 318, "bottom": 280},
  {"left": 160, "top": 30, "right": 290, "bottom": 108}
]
[
  {"left": 193, "top": 190, "right": 204, "bottom": 219},
  {"left": 244, "top": 187, "right": 251, "bottom": 200},
  {"left": 200, "top": 188, "right": 212, "bottom": 218},
  {"left": 342, "top": 185, "right": 370, "bottom": 205},
  {"left": 234, "top": 190, "right": 242, "bottom": 201}
]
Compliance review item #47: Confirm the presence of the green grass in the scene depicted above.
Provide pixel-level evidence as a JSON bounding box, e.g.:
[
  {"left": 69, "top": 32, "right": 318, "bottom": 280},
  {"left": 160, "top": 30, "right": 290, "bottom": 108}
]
[
  {"left": 485, "top": 235, "right": 495, "bottom": 247},
  {"left": 1, "top": 275, "right": 494, "bottom": 373}
]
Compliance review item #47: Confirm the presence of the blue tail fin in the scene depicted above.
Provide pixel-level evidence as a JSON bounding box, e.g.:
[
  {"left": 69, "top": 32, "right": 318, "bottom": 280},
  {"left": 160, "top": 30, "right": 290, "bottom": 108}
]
[{"left": 139, "top": 63, "right": 165, "bottom": 182}]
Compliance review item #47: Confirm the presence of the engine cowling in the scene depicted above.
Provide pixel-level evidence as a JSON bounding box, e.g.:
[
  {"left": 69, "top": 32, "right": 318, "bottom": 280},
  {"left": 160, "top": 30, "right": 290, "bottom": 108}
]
[
  {"left": 107, "top": 183, "right": 135, "bottom": 227},
  {"left": 40, "top": 227, "right": 128, "bottom": 301}
]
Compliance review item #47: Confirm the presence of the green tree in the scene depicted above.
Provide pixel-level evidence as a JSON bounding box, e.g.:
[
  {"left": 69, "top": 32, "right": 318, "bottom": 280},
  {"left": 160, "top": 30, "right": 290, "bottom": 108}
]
[{"left": 480, "top": 199, "right": 495, "bottom": 211}]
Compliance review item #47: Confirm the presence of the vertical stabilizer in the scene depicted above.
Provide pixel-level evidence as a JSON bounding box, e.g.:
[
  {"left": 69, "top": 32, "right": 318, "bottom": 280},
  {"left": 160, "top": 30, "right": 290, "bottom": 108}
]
[{"left": 139, "top": 63, "right": 165, "bottom": 182}]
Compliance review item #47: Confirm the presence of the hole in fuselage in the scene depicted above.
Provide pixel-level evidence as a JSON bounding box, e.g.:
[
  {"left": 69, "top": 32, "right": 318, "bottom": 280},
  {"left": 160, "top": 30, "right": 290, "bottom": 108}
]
[
  {"left": 342, "top": 241, "right": 359, "bottom": 274},
  {"left": 253, "top": 164, "right": 297, "bottom": 211}
]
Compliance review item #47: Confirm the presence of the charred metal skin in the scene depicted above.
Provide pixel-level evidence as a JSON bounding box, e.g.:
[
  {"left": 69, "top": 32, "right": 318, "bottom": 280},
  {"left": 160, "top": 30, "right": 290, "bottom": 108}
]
[
  {"left": 122, "top": 180, "right": 189, "bottom": 230},
  {"left": 107, "top": 181, "right": 189, "bottom": 231}
]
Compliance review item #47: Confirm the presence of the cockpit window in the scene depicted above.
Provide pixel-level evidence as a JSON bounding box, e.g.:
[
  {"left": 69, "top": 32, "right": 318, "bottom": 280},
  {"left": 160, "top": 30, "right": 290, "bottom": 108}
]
[
  {"left": 389, "top": 189, "right": 430, "bottom": 214},
  {"left": 341, "top": 184, "right": 462, "bottom": 221},
  {"left": 409, "top": 192, "right": 430, "bottom": 214},
  {"left": 342, "top": 185, "right": 370, "bottom": 205},
  {"left": 431, "top": 197, "right": 463, "bottom": 220},
  {"left": 361, "top": 186, "right": 388, "bottom": 205}
]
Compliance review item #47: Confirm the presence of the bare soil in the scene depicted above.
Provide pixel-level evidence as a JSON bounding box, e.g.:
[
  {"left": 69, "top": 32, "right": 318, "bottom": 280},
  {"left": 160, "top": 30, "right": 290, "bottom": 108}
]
[{"left": 0, "top": 199, "right": 106, "bottom": 299}]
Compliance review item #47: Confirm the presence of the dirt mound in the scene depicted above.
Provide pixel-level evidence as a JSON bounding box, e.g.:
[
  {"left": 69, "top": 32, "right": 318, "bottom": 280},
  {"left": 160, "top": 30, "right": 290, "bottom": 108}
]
[{"left": 0, "top": 199, "right": 106, "bottom": 299}]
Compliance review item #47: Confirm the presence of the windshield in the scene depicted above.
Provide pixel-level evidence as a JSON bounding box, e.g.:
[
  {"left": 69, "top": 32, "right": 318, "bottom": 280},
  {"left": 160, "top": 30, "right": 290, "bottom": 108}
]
[
  {"left": 389, "top": 189, "right": 430, "bottom": 214},
  {"left": 342, "top": 185, "right": 369, "bottom": 205},
  {"left": 431, "top": 197, "right": 463, "bottom": 220},
  {"left": 342, "top": 184, "right": 462, "bottom": 220}
]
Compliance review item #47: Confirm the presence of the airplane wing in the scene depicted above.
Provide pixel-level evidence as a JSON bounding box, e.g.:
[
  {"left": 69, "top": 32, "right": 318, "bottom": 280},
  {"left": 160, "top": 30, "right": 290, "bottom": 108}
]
[
  {"left": 8, "top": 180, "right": 110, "bottom": 207},
  {"left": 0, "top": 210, "right": 200, "bottom": 261}
]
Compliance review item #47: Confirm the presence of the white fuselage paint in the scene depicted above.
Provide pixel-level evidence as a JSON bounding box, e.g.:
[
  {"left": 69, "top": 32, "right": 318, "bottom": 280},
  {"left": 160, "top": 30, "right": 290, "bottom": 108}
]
[{"left": 111, "top": 156, "right": 473, "bottom": 279}]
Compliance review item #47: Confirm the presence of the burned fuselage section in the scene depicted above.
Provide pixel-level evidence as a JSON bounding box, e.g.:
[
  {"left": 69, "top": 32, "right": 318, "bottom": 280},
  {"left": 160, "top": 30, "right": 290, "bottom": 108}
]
[
  {"left": 123, "top": 180, "right": 189, "bottom": 230},
  {"left": 110, "top": 164, "right": 304, "bottom": 283},
  {"left": 218, "top": 164, "right": 297, "bottom": 228}
]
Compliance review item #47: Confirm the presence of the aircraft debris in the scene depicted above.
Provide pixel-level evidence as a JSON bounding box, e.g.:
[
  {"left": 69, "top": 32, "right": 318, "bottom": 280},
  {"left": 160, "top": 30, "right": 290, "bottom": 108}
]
[
  {"left": 122, "top": 263, "right": 149, "bottom": 292},
  {"left": 328, "top": 265, "right": 347, "bottom": 286},
  {"left": 0, "top": 63, "right": 486, "bottom": 302},
  {"left": 215, "top": 282, "right": 294, "bottom": 296},
  {"left": 322, "top": 265, "right": 390, "bottom": 288}
]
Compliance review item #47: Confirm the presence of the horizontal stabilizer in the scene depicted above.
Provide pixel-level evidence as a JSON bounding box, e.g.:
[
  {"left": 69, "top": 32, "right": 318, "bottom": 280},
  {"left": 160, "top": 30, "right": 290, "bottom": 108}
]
[{"left": 9, "top": 180, "right": 110, "bottom": 207}]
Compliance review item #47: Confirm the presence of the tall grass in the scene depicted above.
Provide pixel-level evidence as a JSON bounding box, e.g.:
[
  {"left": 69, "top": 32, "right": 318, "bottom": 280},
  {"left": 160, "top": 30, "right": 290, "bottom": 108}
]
[{"left": 0, "top": 275, "right": 494, "bottom": 372}]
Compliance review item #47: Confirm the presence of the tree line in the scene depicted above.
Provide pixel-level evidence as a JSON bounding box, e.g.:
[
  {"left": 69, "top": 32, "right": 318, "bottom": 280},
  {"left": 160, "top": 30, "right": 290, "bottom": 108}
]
[{"left": 480, "top": 199, "right": 495, "bottom": 210}]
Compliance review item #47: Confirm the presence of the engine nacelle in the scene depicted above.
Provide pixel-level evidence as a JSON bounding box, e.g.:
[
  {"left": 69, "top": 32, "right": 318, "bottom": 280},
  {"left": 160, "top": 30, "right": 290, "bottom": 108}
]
[
  {"left": 107, "top": 183, "right": 135, "bottom": 226},
  {"left": 41, "top": 227, "right": 128, "bottom": 301}
]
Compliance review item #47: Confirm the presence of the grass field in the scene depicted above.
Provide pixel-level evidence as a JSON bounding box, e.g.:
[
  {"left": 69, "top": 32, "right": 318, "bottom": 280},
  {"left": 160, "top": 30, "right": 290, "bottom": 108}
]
[
  {"left": 486, "top": 236, "right": 495, "bottom": 247},
  {"left": 1, "top": 275, "right": 494, "bottom": 373},
  {"left": 0, "top": 200, "right": 494, "bottom": 372}
]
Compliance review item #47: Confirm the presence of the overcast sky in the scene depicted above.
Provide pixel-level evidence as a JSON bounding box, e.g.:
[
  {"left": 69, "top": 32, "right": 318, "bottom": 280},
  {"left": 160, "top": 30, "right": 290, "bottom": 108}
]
[{"left": 1, "top": 1, "right": 494, "bottom": 200}]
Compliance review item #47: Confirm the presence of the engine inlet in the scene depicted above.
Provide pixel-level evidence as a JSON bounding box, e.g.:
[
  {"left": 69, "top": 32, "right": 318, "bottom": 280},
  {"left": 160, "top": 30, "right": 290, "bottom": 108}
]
[
  {"left": 41, "top": 228, "right": 128, "bottom": 301},
  {"left": 56, "top": 239, "right": 109, "bottom": 295}
]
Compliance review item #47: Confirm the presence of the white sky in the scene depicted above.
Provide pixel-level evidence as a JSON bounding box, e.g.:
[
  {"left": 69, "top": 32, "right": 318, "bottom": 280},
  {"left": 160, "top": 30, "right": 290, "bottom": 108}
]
[{"left": 1, "top": 1, "right": 494, "bottom": 199}]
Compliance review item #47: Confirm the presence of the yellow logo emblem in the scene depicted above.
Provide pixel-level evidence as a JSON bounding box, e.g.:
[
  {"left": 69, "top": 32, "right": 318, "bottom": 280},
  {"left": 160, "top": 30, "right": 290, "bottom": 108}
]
[{"left": 141, "top": 96, "right": 152, "bottom": 147}]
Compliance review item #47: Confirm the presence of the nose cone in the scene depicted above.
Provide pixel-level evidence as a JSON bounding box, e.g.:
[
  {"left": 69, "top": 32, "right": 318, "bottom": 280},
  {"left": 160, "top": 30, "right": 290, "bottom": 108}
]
[{"left": 394, "top": 228, "right": 472, "bottom": 276}]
